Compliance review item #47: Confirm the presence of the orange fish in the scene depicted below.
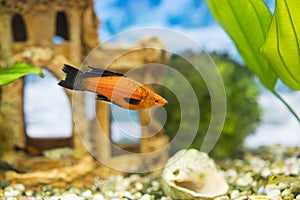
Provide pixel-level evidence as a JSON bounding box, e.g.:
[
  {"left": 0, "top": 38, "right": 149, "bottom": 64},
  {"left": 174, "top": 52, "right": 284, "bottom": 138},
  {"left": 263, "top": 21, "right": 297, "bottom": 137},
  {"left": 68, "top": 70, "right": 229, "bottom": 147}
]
[{"left": 58, "top": 64, "right": 167, "bottom": 110}]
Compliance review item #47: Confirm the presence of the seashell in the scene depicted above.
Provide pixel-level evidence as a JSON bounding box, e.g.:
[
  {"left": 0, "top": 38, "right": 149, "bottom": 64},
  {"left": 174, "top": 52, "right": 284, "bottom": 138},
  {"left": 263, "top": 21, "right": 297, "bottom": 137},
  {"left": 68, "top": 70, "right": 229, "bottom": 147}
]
[{"left": 161, "top": 149, "right": 228, "bottom": 199}]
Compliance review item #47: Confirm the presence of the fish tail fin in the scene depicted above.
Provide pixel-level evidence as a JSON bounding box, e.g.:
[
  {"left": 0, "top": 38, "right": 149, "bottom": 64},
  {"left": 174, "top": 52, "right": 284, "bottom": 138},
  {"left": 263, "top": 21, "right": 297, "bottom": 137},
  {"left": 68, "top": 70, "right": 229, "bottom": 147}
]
[{"left": 58, "top": 64, "right": 85, "bottom": 91}]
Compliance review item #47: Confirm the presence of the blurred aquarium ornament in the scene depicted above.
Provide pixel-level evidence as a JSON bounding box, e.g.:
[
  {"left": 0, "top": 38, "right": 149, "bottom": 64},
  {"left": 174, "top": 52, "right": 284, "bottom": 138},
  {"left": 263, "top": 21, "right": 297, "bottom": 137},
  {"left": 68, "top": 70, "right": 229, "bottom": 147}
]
[{"left": 24, "top": 69, "right": 72, "bottom": 138}]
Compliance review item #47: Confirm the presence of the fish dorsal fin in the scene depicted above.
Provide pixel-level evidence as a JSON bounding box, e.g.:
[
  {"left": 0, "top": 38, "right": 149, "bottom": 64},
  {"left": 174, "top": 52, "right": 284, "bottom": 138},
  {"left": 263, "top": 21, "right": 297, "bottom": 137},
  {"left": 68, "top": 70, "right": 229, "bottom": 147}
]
[
  {"left": 87, "top": 66, "right": 125, "bottom": 77},
  {"left": 124, "top": 97, "right": 141, "bottom": 105}
]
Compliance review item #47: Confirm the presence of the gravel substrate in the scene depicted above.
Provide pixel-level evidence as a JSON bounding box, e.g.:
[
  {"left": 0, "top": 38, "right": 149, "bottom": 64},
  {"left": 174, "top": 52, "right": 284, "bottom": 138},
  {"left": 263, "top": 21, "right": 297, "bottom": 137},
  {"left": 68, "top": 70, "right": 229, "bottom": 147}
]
[{"left": 1, "top": 145, "right": 300, "bottom": 200}]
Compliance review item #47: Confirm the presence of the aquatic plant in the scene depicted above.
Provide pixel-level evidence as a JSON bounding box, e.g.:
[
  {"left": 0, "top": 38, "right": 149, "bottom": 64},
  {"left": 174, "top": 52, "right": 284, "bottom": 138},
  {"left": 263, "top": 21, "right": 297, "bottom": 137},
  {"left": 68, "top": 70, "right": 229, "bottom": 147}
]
[
  {"left": 0, "top": 62, "right": 44, "bottom": 86},
  {"left": 160, "top": 52, "right": 260, "bottom": 157},
  {"left": 206, "top": 0, "right": 300, "bottom": 122}
]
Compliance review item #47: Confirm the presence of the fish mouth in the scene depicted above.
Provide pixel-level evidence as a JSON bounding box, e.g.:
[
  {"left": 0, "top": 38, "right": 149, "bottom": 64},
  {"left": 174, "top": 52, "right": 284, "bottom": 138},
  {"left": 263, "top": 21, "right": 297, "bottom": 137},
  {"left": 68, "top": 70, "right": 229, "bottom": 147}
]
[{"left": 157, "top": 98, "right": 168, "bottom": 106}]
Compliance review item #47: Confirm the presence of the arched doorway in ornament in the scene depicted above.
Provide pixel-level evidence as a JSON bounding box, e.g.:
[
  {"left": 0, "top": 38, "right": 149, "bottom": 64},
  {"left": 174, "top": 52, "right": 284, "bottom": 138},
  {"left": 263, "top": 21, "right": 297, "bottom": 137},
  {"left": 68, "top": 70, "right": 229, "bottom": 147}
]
[{"left": 23, "top": 68, "right": 73, "bottom": 152}]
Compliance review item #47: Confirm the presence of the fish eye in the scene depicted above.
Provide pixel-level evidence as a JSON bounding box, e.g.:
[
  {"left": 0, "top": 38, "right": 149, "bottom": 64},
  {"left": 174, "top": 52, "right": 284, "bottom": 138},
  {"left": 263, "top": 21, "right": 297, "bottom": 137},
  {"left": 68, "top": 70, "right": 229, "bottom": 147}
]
[{"left": 155, "top": 99, "right": 159, "bottom": 104}]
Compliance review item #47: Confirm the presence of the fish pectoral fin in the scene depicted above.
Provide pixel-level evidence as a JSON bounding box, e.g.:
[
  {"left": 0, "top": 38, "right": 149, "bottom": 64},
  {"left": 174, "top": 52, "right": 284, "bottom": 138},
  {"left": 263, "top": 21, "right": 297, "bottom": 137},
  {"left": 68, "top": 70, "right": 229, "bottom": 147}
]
[
  {"left": 96, "top": 94, "right": 110, "bottom": 102},
  {"left": 124, "top": 97, "right": 141, "bottom": 105}
]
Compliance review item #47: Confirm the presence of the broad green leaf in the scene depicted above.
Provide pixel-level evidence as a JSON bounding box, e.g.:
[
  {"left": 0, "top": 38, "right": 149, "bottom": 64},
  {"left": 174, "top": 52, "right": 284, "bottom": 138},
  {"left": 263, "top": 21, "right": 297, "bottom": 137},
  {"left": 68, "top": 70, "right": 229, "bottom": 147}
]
[
  {"left": 0, "top": 62, "right": 44, "bottom": 86},
  {"left": 206, "top": 0, "right": 277, "bottom": 89},
  {"left": 261, "top": 0, "right": 300, "bottom": 90}
]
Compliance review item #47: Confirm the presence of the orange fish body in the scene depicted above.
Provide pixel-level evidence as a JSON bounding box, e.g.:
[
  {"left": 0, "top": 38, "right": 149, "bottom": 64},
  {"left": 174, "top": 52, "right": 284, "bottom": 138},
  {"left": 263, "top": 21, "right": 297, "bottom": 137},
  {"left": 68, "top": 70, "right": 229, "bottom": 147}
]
[{"left": 59, "top": 64, "right": 167, "bottom": 110}]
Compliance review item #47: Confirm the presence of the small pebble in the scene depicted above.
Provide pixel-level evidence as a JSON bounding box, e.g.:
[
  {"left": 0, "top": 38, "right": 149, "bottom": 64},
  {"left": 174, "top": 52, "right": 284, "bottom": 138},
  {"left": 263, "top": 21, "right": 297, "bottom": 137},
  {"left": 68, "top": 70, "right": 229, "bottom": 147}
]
[
  {"left": 265, "top": 184, "right": 280, "bottom": 193},
  {"left": 296, "top": 194, "right": 300, "bottom": 199},
  {"left": 104, "top": 190, "right": 114, "bottom": 198},
  {"left": 214, "top": 196, "right": 230, "bottom": 200},
  {"left": 129, "top": 174, "right": 140, "bottom": 182},
  {"left": 281, "top": 188, "right": 291, "bottom": 196},
  {"left": 93, "top": 193, "right": 105, "bottom": 200},
  {"left": 282, "top": 194, "right": 294, "bottom": 200},
  {"left": 6, "top": 198, "right": 17, "bottom": 200},
  {"left": 261, "top": 168, "right": 271, "bottom": 177},
  {"left": 135, "top": 182, "right": 143, "bottom": 191},
  {"left": 62, "top": 193, "right": 83, "bottom": 200},
  {"left": 141, "top": 194, "right": 151, "bottom": 200},
  {"left": 230, "top": 190, "right": 240, "bottom": 199},
  {"left": 267, "top": 189, "right": 281, "bottom": 199},
  {"left": 248, "top": 195, "right": 272, "bottom": 200},
  {"left": 236, "top": 177, "right": 251, "bottom": 187},
  {"left": 81, "top": 189, "right": 93, "bottom": 198},
  {"left": 67, "top": 187, "right": 81, "bottom": 194},
  {"left": 257, "top": 186, "right": 264, "bottom": 194},
  {"left": 161, "top": 197, "right": 173, "bottom": 200},
  {"left": 132, "top": 192, "right": 142, "bottom": 199},
  {"left": 4, "top": 189, "right": 20, "bottom": 197},
  {"left": 25, "top": 189, "right": 34, "bottom": 196},
  {"left": 49, "top": 196, "right": 61, "bottom": 200},
  {"left": 151, "top": 180, "right": 160, "bottom": 188},
  {"left": 235, "top": 196, "right": 248, "bottom": 200},
  {"left": 278, "top": 182, "right": 288, "bottom": 190},
  {"left": 13, "top": 184, "right": 25, "bottom": 192},
  {"left": 120, "top": 190, "right": 132, "bottom": 198}
]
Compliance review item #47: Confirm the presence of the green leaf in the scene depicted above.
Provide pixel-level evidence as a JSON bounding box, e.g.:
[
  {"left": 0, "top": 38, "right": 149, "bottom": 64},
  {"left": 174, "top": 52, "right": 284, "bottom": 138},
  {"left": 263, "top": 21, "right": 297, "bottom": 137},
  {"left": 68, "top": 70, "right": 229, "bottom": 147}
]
[
  {"left": 0, "top": 62, "right": 44, "bottom": 86},
  {"left": 261, "top": 0, "right": 300, "bottom": 90},
  {"left": 206, "top": 0, "right": 277, "bottom": 89}
]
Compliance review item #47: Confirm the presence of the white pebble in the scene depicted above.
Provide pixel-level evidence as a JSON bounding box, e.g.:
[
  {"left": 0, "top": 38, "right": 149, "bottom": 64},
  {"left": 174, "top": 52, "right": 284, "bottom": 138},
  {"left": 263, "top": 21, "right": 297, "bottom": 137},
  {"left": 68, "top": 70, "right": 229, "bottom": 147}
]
[
  {"left": 14, "top": 184, "right": 25, "bottom": 192},
  {"left": 116, "top": 179, "right": 130, "bottom": 191},
  {"left": 278, "top": 182, "right": 288, "bottom": 190},
  {"left": 230, "top": 190, "right": 240, "bottom": 199},
  {"left": 214, "top": 196, "right": 230, "bottom": 200},
  {"left": 25, "top": 190, "right": 34, "bottom": 196},
  {"left": 81, "top": 189, "right": 93, "bottom": 198},
  {"left": 141, "top": 194, "right": 151, "bottom": 200},
  {"left": 104, "top": 190, "right": 114, "bottom": 198},
  {"left": 129, "top": 174, "right": 141, "bottom": 182},
  {"left": 296, "top": 194, "right": 300, "bottom": 199},
  {"left": 151, "top": 180, "right": 160, "bottom": 187},
  {"left": 7, "top": 198, "right": 17, "bottom": 200},
  {"left": 271, "top": 168, "right": 282, "bottom": 174},
  {"left": 236, "top": 196, "right": 248, "bottom": 200},
  {"left": 119, "top": 191, "right": 132, "bottom": 198},
  {"left": 62, "top": 193, "right": 83, "bottom": 200},
  {"left": 265, "top": 184, "right": 280, "bottom": 193},
  {"left": 49, "top": 197, "right": 61, "bottom": 200},
  {"left": 132, "top": 192, "right": 142, "bottom": 199},
  {"left": 257, "top": 186, "right": 264, "bottom": 194},
  {"left": 93, "top": 193, "right": 104, "bottom": 200},
  {"left": 161, "top": 197, "right": 173, "bottom": 200},
  {"left": 261, "top": 168, "right": 271, "bottom": 177},
  {"left": 267, "top": 189, "right": 281, "bottom": 198},
  {"left": 4, "top": 189, "right": 20, "bottom": 197},
  {"left": 236, "top": 178, "right": 249, "bottom": 187},
  {"left": 281, "top": 189, "right": 291, "bottom": 196},
  {"left": 135, "top": 182, "right": 143, "bottom": 190}
]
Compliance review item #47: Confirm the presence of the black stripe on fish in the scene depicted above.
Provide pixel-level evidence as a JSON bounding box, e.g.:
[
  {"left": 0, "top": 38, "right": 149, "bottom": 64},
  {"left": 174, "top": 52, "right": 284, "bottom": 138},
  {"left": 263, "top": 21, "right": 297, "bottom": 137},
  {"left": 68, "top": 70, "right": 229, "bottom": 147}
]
[
  {"left": 96, "top": 94, "right": 110, "bottom": 102},
  {"left": 86, "top": 66, "right": 126, "bottom": 77},
  {"left": 124, "top": 97, "right": 141, "bottom": 105}
]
